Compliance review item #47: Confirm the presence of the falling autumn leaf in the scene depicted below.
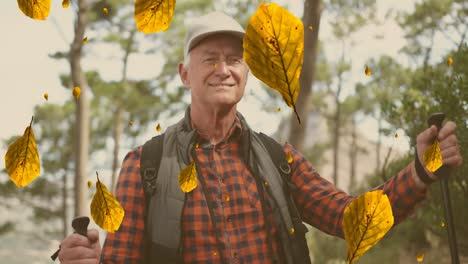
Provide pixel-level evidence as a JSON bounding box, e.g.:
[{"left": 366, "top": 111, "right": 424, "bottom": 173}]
[
  {"left": 43, "top": 93, "right": 48, "bottom": 101},
  {"left": 365, "top": 65, "right": 372, "bottom": 76},
  {"left": 90, "top": 173, "right": 125, "bottom": 233},
  {"left": 62, "top": 0, "right": 69, "bottom": 8},
  {"left": 156, "top": 123, "right": 161, "bottom": 132},
  {"left": 286, "top": 152, "right": 293, "bottom": 163},
  {"left": 17, "top": 0, "right": 51, "bottom": 20},
  {"left": 447, "top": 57, "right": 453, "bottom": 66},
  {"left": 416, "top": 252, "right": 424, "bottom": 262},
  {"left": 134, "top": 0, "right": 176, "bottom": 34},
  {"left": 342, "top": 190, "right": 394, "bottom": 263},
  {"left": 244, "top": 2, "right": 304, "bottom": 124},
  {"left": 277, "top": 107, "right": 281, "bottom": 112},
  {"left": 308, "top": 25, "right": 313, "bottom": 31},
  {"left": 178, "top": 162, "right": 197, "bottom": 193},
  {"left": 87, "top": 180, "right": 93, "bottom": 188},
  {"left": 394, "top": 133, "right": 398, "bottom": 138},
  {"left": 72, "top": 86, "right": 81, "bottom": 101},
  {"left": 103, "top": 7, "right": 109, "bottom": 15},
  {"left": 4, "top": 117, "right": 41, "bottom": 187},
  {"left": 82, "top": 37, "right": 88, "bottom": 45},
  {"left": 129, "top": 120, "right": 134, "bottom": 127},
  {"left": 441, "top": 221, "right": 446, "bottom": 228},
  {"left": 423, "top": 139, "right": 443, "bottom": 172}
]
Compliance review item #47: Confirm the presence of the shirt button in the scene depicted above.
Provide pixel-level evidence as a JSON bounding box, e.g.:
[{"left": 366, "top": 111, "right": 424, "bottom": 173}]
[
  {"left": 213, "top": 250, "right": 218, "bottom": 256},
  {"left": 233, "top": 252, "right": 238, "bottom": 258},
  {"left": 225, "top": 195, "right": 230, "bottom": 202},
  {"left": 226, "top": 216, "right": 232, "bottom": 222}
]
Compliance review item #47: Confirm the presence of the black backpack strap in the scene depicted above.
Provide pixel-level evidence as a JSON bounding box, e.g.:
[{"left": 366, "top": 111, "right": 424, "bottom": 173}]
[
  {"left": 140, "top": 134, "right": 165, "bottom": 203},
  {"left": 256, "top": 132, "right": 310, "bottom": 262},
  {"left": 256, "top": 132, "right": 298, "bottom": 191},
  {"left": 139, "top": 133, "right": 165, "bottom": 263}
]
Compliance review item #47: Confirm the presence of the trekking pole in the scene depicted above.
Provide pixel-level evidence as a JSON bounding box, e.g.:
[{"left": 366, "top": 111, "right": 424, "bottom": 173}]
[{"left": 427, "top": 113, "right": 459, "bottom": 264}]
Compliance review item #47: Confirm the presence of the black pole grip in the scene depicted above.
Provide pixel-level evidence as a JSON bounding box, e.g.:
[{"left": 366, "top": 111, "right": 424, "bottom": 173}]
[{"left": 50, "top": 216, "right": 90, "bottom": 261}]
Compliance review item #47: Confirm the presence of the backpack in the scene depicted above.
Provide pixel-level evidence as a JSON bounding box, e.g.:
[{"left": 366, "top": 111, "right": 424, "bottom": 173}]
[{"left": 139, "top": 132, "right": 309, "bottom": 262}]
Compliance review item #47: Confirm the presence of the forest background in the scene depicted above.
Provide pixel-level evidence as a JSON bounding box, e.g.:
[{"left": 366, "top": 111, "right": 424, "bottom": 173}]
[{"left": 0, "top": 0, "right": 466, "bottom": 263}]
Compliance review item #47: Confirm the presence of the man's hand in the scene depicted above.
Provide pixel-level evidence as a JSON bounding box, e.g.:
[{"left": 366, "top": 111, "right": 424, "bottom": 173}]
[
  {"left": 58, "top": 229, "right": 101, "bottom": 264},
  {"left": 416, "top": 121, "right": 463, "bottom": 182}
]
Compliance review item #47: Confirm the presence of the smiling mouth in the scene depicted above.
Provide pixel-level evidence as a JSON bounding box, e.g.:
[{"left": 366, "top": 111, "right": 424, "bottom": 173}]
[{"left": 210, "top": 83, "right": 235, "bottom": 87}]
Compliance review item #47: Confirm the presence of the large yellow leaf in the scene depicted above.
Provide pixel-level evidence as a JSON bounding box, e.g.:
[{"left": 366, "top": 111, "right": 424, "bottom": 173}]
[
  {"left": 4, "top": 119, "right": 40, "bottom": 187},
  {"left": 17, "top": 0, "right": 51, "bottom": 20},
  {"left": 134, "top": 0, "right": 175, "bottom": 34},
  {"left": 90, "top": 174, "right": 125, "bottom": 233},
  {"left": 244, "top": 2, "right": 304, "bottom": 123},
  {"left": 342, "top": 190, "right": 394, "bottom": 263},
  {"left": 178, "top": 161, "right": 197, "bottom": 193},
  {"left": 423, "top": 139, "right": 443, "bottom": 172}
]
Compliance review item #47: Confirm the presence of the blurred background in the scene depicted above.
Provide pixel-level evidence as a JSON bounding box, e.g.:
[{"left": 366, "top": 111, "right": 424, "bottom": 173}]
[{"left": 0, "top": 0, "right": 466, "bottom": 263}]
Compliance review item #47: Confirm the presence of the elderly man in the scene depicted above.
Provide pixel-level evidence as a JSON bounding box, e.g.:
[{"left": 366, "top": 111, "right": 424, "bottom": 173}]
[{"left": 58, "top": 11, "right": 462, "bottom": 264}]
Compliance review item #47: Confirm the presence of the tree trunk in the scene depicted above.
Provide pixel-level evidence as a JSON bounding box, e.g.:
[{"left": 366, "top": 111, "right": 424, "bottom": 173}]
[
  {"left": 70, "top": 0, "right": 89, "bottom": 217},
  {"left": 332, "top": 96, "right": 340, "bottom": 187},
  {"left": 349, "top": 117, "right": 357, "bottom": 194},
  {"left": 288, "top": 0, "right": 323, "bottom": 151},
  {"left": 110, "top": 28, "right": 136, "bottom": 192},
  {"left": 376, "top": 112, "right": 382, "bottom": 172},
  {"left": 111, "top": 107, "right": 124, "bottom": 192},
  {"left": 62, "top": 170, "right": 68, "bottom": 237}
]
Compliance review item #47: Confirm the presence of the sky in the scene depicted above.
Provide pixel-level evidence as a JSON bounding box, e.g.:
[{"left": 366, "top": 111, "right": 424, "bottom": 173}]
[{"left": 0, "top": 0, "right": 432, "bottom": 168}]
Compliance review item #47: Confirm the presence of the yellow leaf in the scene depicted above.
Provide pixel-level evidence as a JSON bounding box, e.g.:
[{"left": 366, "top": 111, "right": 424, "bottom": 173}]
[
  {"left": 62, "top": 0, "right": 69, "bottom": 8},
  {"left": 129, "top": 120, "right": 134, "bottom": 127},
  {"left": 441, "top": 220, "right": 446, "bottom": 228},
  {"left": 17, "top": 0, "right": 51, "bottom": 20},
  {"left": 394, "top": 133, "right": 398, "bottom": 139},
  {"left": 244, "top": 2, "right": 304, "bottom": 124},
  {"left": 416, "top": 252, "right": 424, "bottom": 262},
  {"left": 103, "top": 7, "right": 109, "bottom": 15},
  {"left": 286, "top": 152, "right": 293, "bottom": 163},
  {"left": 156, "top": 123, "right": 161, "bottom": 132},
  {"left": 308, "top": 25, "right": 313, "bottom": 31},
  {"left": 423, "top": 139, "right": 443, "bottom": 172},
  {"left": 43, "top": 93, "right": 48, "bottom": 101},
  {"left": 342, "top": 190, "right": 394, "bottom": 263},
  {"left": 277, "top": 107, "right": 281, "bottom": 112},
  {"left": 134, "top": 0, "right": 176, "bottom": 34},
  {"left": 82, "top": 37, "right": 88, "bottom": 45},
  {"left": 4, "top": 118, "right": 41, "bottom": 187},
  {"left": 447, "top": 57, "right": 453, "bottom": 66},
  {"left": 87, "top": 180, "right": 93, "bottom": 188},
  {"left": 72, "top": 86, "right": 81, "bottom": 101},
  {"left": 90, "top": 173, "right": 125, "bottom": 233},
  {"left": 178, "top": 162, "right": 197, "bottom": 193},
  {"left": 365, "top": 65, "right": 371, "bottom": 76}
]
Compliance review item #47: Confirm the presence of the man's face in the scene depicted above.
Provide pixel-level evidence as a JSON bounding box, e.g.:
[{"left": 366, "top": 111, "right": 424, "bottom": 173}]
[{"left": 180, "top": 33, "right": 249, "bottom": 110}]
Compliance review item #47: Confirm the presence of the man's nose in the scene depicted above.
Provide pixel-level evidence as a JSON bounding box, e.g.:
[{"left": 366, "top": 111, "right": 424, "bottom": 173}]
[{"left": 214, "top": 61, "right": 230, "bottom": 76}]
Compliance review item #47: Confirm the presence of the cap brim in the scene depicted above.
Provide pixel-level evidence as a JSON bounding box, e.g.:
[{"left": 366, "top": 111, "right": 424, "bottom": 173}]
[{"left": 187, "top": 30, "right": 245, "bottom": 54}]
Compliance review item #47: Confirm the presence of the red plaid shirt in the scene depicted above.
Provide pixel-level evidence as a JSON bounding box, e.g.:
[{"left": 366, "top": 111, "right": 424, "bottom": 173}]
[{"left": 101, "top": 120, "right": 427, "bottom": 263}]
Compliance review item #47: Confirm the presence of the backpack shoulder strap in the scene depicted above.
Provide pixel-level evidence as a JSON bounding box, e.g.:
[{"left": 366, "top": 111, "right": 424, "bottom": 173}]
[
  {"left": 256, "top": 132, "right": 297, "bottom": 191},
  {"left": 140, "top": 133, "right": 165, "bottom": 205}
]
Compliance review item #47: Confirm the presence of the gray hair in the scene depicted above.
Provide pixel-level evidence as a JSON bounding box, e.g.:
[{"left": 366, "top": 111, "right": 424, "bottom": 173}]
[{"left": 183, "top": 52, "right": 191, "bottom": 70}]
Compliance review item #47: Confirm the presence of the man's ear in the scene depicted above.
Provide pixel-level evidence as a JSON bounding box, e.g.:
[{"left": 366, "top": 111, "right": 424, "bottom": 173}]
[{"left": 178, "top": 63, "right": 190, "bottom": 87}]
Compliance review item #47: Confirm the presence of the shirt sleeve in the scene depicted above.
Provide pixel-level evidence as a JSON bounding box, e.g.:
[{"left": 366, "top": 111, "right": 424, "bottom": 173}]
[
  {"left": 283, "top": 143, "right": 428, "bottom": 238},
  {"left": 100, "top": 147, "right": 145, "bottom": 263}
]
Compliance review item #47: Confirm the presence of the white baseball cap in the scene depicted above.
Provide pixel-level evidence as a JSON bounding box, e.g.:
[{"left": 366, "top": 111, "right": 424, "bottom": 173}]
[{"left": 184, "top": 11, "right": 245, "bottom": 58}]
